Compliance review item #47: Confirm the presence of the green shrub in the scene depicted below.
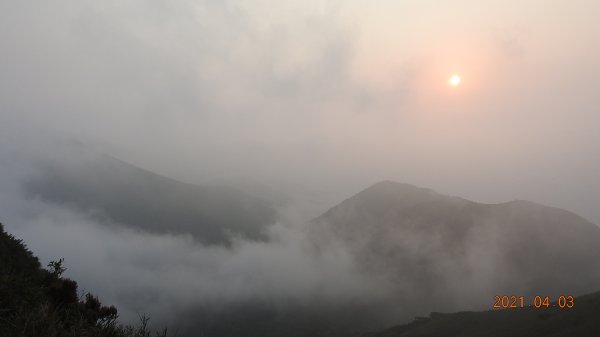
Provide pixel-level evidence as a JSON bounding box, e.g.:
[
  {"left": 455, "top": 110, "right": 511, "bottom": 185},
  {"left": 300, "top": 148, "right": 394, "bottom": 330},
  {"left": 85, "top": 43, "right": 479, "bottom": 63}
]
[{"left": 0, "top": 222, "right": 171, "bottom": 337}]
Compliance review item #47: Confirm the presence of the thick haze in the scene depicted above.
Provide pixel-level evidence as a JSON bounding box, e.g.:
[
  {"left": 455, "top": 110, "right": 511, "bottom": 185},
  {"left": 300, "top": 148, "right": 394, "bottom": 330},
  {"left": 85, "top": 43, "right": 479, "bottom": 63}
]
[
  {"left": 1, "top": 1, "right": 600, "bottom": 221},
  {"left": 1, "top": 0, "right": 600, "bottom": 332}
]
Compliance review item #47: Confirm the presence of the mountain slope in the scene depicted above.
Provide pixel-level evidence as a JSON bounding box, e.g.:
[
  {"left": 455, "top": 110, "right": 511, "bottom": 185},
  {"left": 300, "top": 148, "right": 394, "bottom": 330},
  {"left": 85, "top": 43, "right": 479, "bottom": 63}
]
[
  {"left": 23, "top": 154, "right": 278, "bottom": 245},
  {"left": 0, "top": 222, "right": 167, "bottom": 337},
  {"left": 311, "top": 181, "right": 600, "bottom": 310},
  {"left": 365, "top": 291, "right": 600, "bottom": 337}
]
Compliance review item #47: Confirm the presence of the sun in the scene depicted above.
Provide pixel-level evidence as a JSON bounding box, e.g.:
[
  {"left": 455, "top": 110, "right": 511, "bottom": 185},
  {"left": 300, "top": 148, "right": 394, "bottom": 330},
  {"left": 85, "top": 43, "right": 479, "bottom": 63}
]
[{"left": 449, "top": 74, "right": 461, "bottom": 87}]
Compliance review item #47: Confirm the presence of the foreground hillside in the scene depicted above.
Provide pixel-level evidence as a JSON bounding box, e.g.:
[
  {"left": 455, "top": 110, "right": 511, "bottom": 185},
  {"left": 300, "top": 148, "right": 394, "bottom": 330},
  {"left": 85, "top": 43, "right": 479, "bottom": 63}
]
[
  {"left": 366, "top": 291, "right": 600, "bottom": 337},
  {"left": 0, "top": 222, "right": 167, "bottom": 337}
]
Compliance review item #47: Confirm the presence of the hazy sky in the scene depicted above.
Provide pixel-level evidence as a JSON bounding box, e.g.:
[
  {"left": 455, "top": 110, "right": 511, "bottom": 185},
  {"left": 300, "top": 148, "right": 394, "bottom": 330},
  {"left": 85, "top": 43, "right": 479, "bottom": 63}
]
[
  {"left": 2, "top": 1, "right": 600, "bottom": 332},
  {"left": 1, "top": 1, "right": 600, "bottom": 217}
]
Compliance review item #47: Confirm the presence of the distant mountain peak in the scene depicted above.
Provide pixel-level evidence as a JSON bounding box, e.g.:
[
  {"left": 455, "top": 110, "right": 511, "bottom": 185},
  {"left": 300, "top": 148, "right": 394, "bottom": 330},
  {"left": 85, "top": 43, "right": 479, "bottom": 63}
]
[
  {"left": 23, "top": 153, "right": 278, "bottom": 246},
  {"left": 359, "top": 180, "right": 442, "bottom": 199},
  {"left": 324, "top": 181, "right": 466, "bottom": 221},
  {"left": 364, "top": 180, "right": 438, "bottom": 194},
  {"left": 312, "top": 180, "right": 600, "bottom": 304}
]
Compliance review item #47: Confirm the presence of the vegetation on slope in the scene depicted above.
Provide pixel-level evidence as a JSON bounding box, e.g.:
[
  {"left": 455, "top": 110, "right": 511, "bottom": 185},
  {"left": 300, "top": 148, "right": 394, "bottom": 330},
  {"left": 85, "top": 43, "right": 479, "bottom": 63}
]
[{"left": 0, "top": 222, "right": 168, "bottom": 337}]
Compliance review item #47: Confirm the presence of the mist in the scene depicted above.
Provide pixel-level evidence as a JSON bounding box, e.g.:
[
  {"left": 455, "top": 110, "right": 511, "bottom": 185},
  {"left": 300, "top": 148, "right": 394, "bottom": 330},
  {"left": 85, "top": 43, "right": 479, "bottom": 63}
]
[
  {"left": 0, "top": 156, "right": 412, "bottom": 332},
  {"left": 2, "top": 1, "right": 600, "bottom": 221},
  {"left": 1, "top": 0, "right": 600, "bottom": 335}
]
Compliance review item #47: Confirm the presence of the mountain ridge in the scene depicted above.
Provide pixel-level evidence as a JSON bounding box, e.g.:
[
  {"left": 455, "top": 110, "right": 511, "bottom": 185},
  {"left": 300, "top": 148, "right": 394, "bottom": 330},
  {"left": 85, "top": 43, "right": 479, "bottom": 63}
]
[
  {"left": 311, "top": 180, "right": 600, "bottom": 315},
  {"left": 23, "top": 153, "right": 279, "bottom": 246}
]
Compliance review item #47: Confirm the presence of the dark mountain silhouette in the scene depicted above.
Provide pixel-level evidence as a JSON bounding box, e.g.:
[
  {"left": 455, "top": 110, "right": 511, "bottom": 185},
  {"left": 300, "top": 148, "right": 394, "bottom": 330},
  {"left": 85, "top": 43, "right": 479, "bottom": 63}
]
[
  {"left": 311, "top": 181, "right": 600, "bottom": 310},
  {"left": 0, "top": 222, "right": 168, "bottom": 336},
  {"left": 23, "top": 154, "right": 278, "bottom": 245},
  {"left": 364, "top": 291, "right": 600, "bottom": 337}
]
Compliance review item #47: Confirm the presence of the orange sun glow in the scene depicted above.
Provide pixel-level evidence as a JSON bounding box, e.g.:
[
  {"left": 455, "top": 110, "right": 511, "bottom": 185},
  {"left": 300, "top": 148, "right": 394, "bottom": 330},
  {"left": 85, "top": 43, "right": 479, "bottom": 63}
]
[{"left": 449, "top": 74, "right": 461, "bottom": 87}]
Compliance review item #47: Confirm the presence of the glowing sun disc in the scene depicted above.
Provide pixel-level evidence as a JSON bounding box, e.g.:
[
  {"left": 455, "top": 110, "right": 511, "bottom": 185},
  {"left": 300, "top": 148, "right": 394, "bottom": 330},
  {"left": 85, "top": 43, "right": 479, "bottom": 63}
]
[{"left": 449, "top": 74, "right": 461, "bottom": 87}]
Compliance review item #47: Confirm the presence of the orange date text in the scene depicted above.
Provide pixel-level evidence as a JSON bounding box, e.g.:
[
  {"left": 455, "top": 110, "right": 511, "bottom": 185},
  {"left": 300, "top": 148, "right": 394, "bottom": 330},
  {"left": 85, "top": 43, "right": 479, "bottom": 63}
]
[{"left": 493, "top": 295, "right": 574, "bottom": 309}]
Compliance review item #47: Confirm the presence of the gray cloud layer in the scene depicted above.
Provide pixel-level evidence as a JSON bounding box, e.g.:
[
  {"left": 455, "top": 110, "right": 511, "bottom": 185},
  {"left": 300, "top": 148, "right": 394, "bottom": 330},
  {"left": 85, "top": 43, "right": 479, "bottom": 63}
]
[
  {"left": 2, "top": 1, "right": 599, "bottom": 222},
  {"left": 0, "top": 166, "right": 399, "bottom": 330},
  {"left": 1, "top": 0, "right": 600, "bottom": 333}
]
